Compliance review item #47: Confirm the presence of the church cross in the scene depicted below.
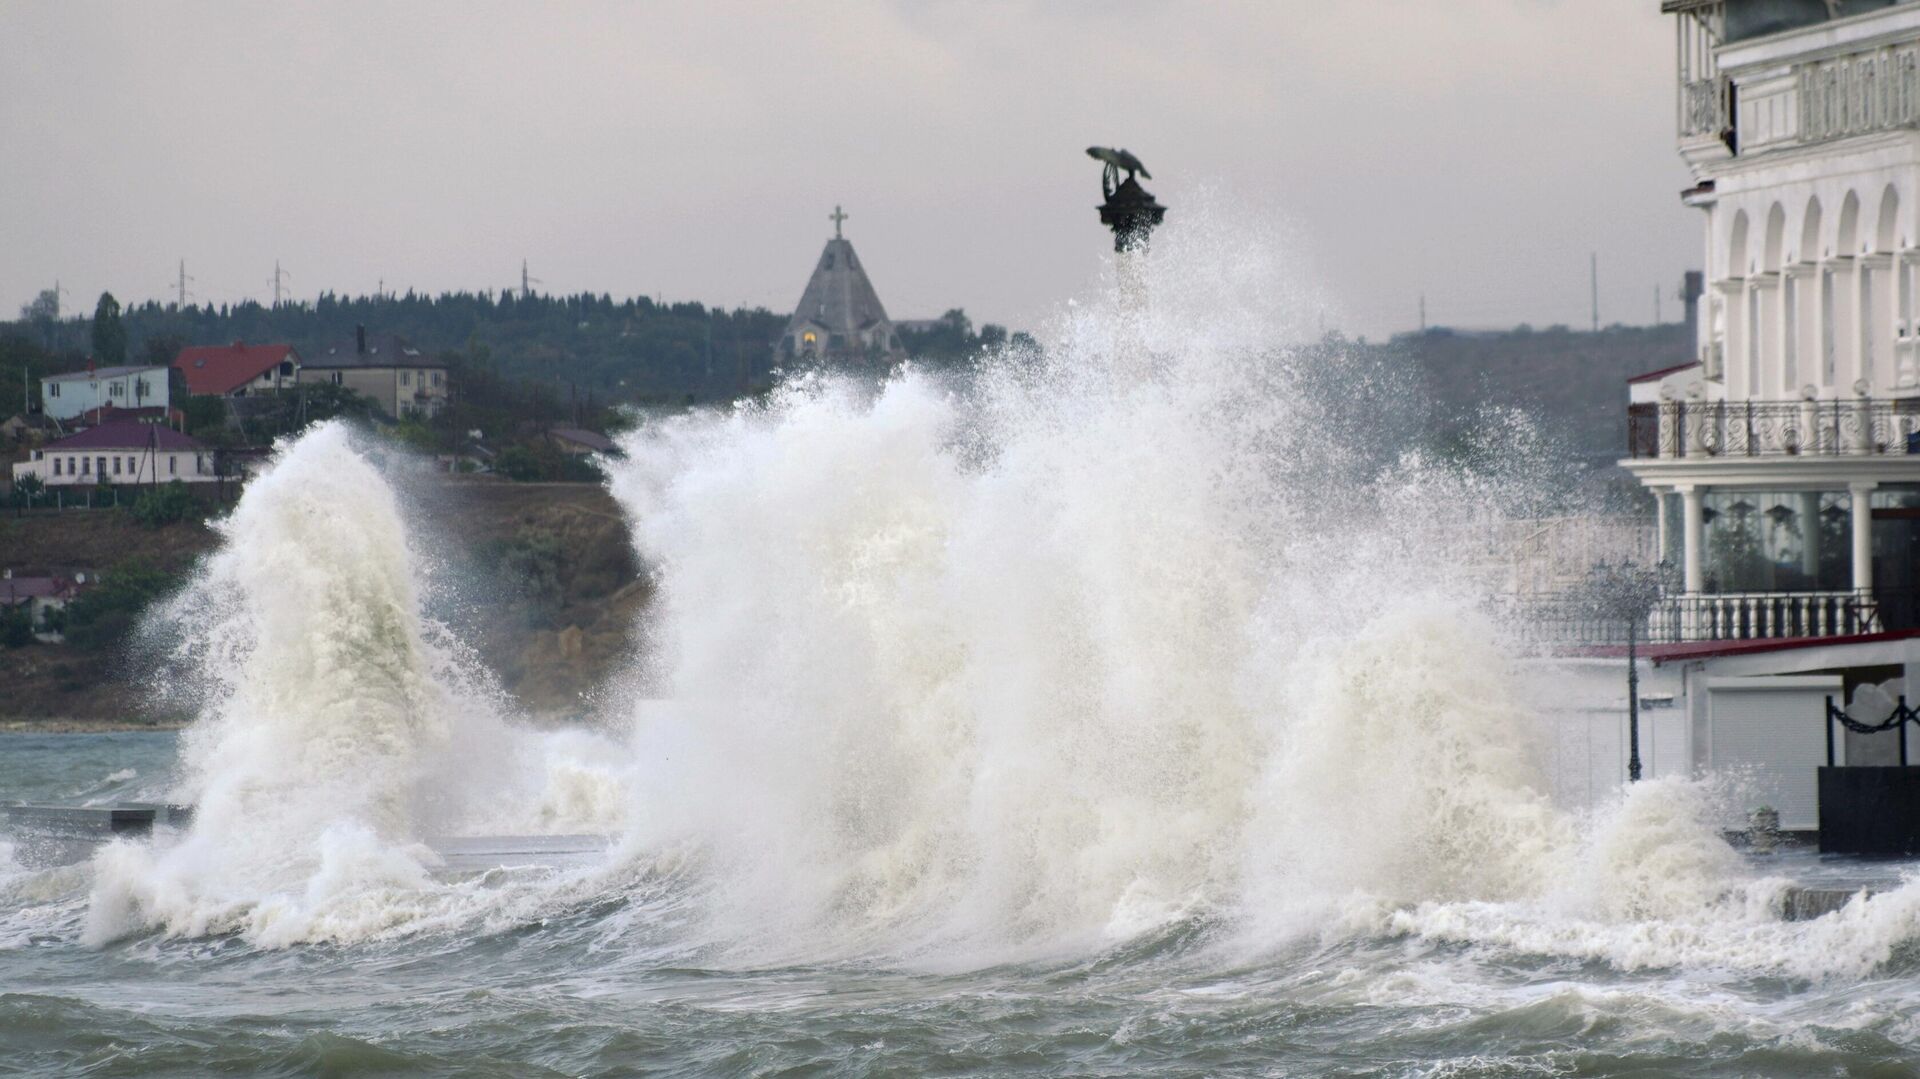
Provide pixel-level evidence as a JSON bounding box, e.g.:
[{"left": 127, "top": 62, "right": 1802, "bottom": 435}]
[{"left": 830, "top": 204, "right": 848, "bottom": 239}]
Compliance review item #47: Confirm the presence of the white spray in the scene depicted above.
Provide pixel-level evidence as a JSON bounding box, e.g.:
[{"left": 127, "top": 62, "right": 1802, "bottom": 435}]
[{"left": 86, "top": 423, "right": 627, "bottom": 946}]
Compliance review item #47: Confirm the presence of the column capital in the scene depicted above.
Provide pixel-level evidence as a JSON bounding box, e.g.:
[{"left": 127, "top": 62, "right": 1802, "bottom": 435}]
[{"left": 1849, "top": 480, "right": 1880, "bottom": 496}]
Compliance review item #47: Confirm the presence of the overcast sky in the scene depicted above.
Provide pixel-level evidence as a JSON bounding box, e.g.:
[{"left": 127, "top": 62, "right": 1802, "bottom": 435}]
[{"left": 0, "top": 2, "right": 1697, "bottom": 341}]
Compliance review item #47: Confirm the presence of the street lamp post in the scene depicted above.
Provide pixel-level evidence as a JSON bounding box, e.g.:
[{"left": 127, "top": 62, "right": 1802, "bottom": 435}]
[{"left": 1584, "top": 559, "right": 1670, "bottom": 784}]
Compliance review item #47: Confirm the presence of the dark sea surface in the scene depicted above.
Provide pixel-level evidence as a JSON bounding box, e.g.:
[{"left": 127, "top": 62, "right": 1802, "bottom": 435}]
[{"left": 6, "top": 732, "right": 1920, "bottom": 1078}]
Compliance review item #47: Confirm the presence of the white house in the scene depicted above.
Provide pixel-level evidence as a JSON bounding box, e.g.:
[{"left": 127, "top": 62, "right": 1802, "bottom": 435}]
[
  {"left": 40, "top": 365, "right": 173, "bottom": 423},
  {"left": 1635, "top": 0, "right": 1920, "bottom": 623},
  {"left": 12, "top": 421, "right": 213, "bottom": 487},
  {"left": 1551, "top": 0, "right": 1920, "bottom": 833}
]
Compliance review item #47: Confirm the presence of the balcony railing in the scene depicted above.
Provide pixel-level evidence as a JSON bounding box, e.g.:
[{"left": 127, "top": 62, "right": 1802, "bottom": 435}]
[
  {"left": 1682, "top": 75, "right": 1731, "bottom": 139},
  {"left": 1652, "top": 589, "right": 1881, "bottom": 642},
  {"left": 1511, "top": 588, "right": 1885, "bottom": 647},
  {"left": 1627, "top": 399, "right": 1920, "bottom": 460},
  {"left": 1799, "top": 42, "right": 1920, "bottom": 144}
]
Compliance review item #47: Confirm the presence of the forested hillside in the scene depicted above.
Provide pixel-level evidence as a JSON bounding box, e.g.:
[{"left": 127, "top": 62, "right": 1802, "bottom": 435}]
[
  {"left": 4, "top": 291, "right": 1021, "bottom": 412},
  {"left": 4, "top": 287, "right": 1690, "bottom": 471}
]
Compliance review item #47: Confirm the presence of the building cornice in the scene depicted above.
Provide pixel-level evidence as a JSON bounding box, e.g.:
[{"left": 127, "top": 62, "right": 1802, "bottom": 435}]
[
  {"left": 1621, "top": 454, "right": 1920, "bottom": 489},
  {"left": 1707, "top": 128, "right": 1920, "bottom": 185}
]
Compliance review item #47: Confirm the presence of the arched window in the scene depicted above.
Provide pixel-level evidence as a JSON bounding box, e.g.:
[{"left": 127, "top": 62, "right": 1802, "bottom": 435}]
[
  {"left": 1877, "top": 183, "right": 1902, "bottom": 253},
  {"left": 1837, "top": 191, "right": 1861, "bottom": 256}
]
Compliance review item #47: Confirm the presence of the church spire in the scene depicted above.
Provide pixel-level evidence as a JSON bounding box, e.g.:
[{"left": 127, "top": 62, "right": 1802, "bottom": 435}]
[{"left": 776, "top": 209, "right": 907, "bottom": 369}]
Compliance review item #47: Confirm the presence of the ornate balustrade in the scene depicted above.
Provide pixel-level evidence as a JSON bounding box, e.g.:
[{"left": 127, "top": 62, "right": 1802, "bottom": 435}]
[
  {"left": 1627, "top": 399, "right": 1920, "bottom": 460},
  {"left": 1511, "top": 588, "right": 1884, "bottom": 646},
  {"left": 1682, "top": 76, "right": 1730, "bottom": 139},
  {"left": 1799, "top": 42, "right": 1920, "bottom": 144},
  {"left": 1652, "top": 589, "right": 1881, "bottom": 642}
]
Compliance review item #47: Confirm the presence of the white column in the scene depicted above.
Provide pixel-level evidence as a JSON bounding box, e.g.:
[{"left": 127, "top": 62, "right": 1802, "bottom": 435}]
[
  {"left": 1655, "top": 488, "right": 1671, "bottom": 563},
  {"left": 1851, "top": 480, "right": 1877, "bottom": 593},
  {"left": 1682, "top": 484, "right": 1706, "bottom": 593},
  {"left": 1115, "top": 247, "right": 1149, "bottom": 381},
  {"left": 1894, "top": 250, "right": 1909, "bottom": 386},
  {"left": 1780, "top": 269, "right": 1799, "bottom": 393}
]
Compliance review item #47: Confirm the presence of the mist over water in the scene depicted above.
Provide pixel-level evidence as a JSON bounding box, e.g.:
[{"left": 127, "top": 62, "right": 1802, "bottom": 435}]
[{"left": 7, "top": 212, "right": 1920, "bottom": 1073}]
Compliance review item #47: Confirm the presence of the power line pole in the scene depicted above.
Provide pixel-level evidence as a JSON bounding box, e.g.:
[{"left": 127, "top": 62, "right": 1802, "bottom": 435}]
[
  {"left": 271, "top": 261, "right": 291, "bottom": 308},
  {"left": 520, "top": 259, "right": 541, "bottom": 300},
  {"left": 1655, "top": 284, "right": 1662, "bottom": 326},
  {"left": 1590, "top": 252, "right": 1599, "bottom": 333},
  {"left": 176, "top": 260, "right": 194, "bottom": 308},
  {"left": 1419, "top": 294, "right": 1426, "bottom": 332}
]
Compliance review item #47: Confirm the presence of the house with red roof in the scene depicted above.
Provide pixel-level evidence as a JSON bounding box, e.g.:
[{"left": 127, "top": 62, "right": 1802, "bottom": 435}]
[
  {"left": 173, "top": 341, "right": 301, "bottom": 398},
  {"left": 12, "top": 421, "right": 213, "bottom": 487}
]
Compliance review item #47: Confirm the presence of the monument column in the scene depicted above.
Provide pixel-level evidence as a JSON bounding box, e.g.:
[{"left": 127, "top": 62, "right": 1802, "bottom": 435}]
[{"left": 1092, "top": 147, "right": 1166, "bottom": 374}]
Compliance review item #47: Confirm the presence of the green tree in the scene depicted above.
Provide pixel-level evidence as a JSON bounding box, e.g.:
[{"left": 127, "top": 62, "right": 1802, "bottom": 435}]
[
  {"left": 18, "top": 288, "right": 59, "bottom": 323},
  {"left": 294, "top": 381, "right": 377, "bottom": 428},
  {"left": 182, "top": 395, "right": 229, "bottom": 437},
  {"left": 129, "top": 480, "right": 200, "bottom": 528},
  {"left": 494, "top": 445, "right": 545, "bottom": 481},
  {"left": 0, "top": 604, "right": 32, "bottom": 648},
  {"left": 143, "top": 332, "right": 186, "bottom": 369},
  {"left": 61, "top": 561, "right": 177, "bottom": 652},
  {"left": 91, "top": 292, "right": 127, "bottom": 365},
  {"left": 10, "top": 473, "right": 44, "bottom": 515}
]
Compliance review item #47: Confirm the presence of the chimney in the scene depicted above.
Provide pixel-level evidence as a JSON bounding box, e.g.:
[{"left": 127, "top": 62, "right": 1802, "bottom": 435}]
[
  {"left": 356, "top": 324, "right": 367, "bottom": 355},
  {"left": 1681, "top": 270, "right": 1705, "bottom": 353}
]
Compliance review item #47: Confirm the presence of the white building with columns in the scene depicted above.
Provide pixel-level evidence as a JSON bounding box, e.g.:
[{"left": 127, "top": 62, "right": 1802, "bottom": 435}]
[
  {"left": 1631, "top": 0, "right": 1920, "bottom": 641},
  {"left": 1542, "top": 0, "right": 1920, "bottom": 834}
]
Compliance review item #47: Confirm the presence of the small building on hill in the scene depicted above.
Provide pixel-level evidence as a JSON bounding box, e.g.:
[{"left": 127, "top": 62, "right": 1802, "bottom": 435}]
[
  {"left": 547, "top": 427, "right": 618, "bottom": 456},
  {"left": 0, "top": 572, "right": 86, "bottom": 639},
  {"left": 12, "top": 421, "right": 212, "bottom": 487},
  {"left": 776, "top": 208, "right": 907, "bottom": 369},
  {"left": 297, "top": 325, "right": 448, "bottom": 418},
  {"left": 40, "top": 365, "right": 173, "bottom": 423},
  {"left": 0, "top": 413, "right": 59, "bottom": 445},
  {"left": 174, "top": 341, "right": 301, "bottom": 398}
]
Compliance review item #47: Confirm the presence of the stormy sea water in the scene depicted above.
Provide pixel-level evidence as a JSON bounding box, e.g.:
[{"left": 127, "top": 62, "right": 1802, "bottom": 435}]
[{"left": 7, "top": 218, "right": 1920, "bottom": 1077}]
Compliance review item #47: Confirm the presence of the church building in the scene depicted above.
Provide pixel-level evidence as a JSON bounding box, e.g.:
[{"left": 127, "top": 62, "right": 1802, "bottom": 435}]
[{"left": 777, "top": 206, "right": 908, "bottom": 368}]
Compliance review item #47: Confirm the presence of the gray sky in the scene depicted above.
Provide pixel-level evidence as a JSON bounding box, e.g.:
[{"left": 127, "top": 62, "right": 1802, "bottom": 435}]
[{"left": 0, "top": 1, "right": 1697, "bottom": 341}]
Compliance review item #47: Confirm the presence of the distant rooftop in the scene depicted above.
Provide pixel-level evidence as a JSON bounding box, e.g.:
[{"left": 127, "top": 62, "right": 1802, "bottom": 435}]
[
  {"left": 304, "top": 333, "right": 441, "bottom": 370},
  {"left": 43, "top": 420, "right": 203, "bottom": 452},
  {"left": 549, "top": 427, "right": 618, "bottom": 453},
  {"left": 43, "top": 365, "right": 165, "bottom": 383},
  {"left": 174, "top": 342, "right": 299, "bottom": 395}
]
